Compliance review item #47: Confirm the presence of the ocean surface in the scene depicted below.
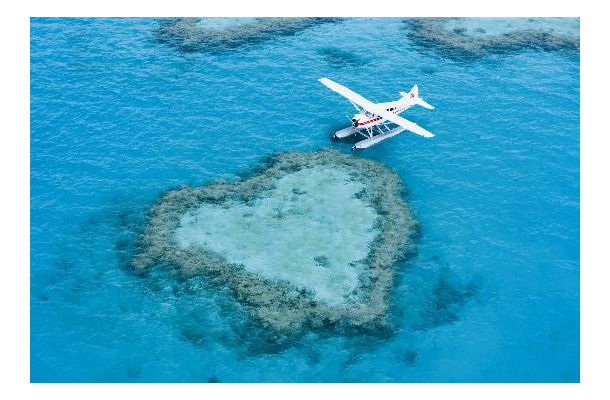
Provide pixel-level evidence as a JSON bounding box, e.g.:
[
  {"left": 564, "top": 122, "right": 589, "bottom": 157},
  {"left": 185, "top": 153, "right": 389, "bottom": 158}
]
[{"left": 30, "top": 18, "right": 580, "bottom": 382}]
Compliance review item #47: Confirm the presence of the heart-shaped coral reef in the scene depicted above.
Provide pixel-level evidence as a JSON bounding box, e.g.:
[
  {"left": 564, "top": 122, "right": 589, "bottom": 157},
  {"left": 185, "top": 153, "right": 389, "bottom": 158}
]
[{"left": 131, "top": 149, "right": 419, "bottom": 336}]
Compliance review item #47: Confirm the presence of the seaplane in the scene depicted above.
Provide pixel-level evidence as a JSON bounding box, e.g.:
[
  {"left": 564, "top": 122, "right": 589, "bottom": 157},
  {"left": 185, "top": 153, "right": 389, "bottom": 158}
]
[{"left": 318, "top": 77, "right": 436, "bottom": 150}]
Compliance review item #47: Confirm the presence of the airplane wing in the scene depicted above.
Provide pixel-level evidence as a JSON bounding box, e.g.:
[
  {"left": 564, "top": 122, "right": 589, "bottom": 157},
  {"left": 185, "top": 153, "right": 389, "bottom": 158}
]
[
  {"left": 319, "top": 78, "right": 435, "bottom": 138},
  {"left": 318, "top": 78, "right": 376, "bottom": 110},
  {"left": 370, "top": 109, "right": 435, "bottom": 138}
]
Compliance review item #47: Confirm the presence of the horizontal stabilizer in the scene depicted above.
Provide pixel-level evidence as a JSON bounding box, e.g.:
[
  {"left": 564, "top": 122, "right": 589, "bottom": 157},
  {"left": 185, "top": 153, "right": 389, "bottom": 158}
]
[{"left": 415, "top": 98, "right": 435, "bottom": 110}]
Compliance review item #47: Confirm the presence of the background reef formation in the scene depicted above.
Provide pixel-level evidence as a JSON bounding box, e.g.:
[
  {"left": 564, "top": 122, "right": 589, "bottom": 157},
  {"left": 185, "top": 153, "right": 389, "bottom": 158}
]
[
  {"left": 157, "top": 17, "right": 340, "bottom": 53},
  {"left": 405, "top": 17, "right": 580, "bottom": 59},
  {"left": 131, "top": 149, "right": 419, "bottom": 336}
]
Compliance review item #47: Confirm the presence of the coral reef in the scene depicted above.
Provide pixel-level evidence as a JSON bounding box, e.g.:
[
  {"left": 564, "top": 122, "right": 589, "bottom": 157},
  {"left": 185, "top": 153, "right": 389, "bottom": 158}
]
[
  {"left": 405, "top": 17, "right": 580, "bottom": 59},
  {"left": 157, "top": 17, "right": 340, "bottom": 53},
  {"left": 131, "top": 149, "right": 419, "bottom": 337}
]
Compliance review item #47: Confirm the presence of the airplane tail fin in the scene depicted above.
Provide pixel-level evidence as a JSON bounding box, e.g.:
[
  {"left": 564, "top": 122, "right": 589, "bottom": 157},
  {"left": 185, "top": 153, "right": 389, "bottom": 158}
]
[{"left": 400, "top": 85, "right": 435, "bottom": 110}]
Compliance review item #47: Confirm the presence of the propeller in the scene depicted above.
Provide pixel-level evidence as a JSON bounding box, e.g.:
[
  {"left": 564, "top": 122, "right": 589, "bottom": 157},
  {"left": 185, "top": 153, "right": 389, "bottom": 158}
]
[{"left": 346, "top": 115, "right": 359, "bottom": 128}]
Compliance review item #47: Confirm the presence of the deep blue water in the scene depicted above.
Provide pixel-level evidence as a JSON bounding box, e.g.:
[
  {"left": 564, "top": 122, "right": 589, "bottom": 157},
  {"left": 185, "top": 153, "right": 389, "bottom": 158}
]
[{"left": 30, "top": 18, "right": 580, "bottom": 382}]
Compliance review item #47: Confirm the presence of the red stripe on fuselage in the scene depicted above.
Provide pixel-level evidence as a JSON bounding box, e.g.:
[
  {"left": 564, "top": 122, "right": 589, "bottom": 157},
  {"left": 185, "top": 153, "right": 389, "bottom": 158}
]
[{"left": 358, "top": 108, "right": 404, "bottom": 125}]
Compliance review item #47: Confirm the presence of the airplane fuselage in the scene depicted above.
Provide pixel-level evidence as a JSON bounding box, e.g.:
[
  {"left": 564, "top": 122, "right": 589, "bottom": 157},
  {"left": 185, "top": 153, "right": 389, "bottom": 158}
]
[
  {"left": 351, "top": 96, "right": 416, "bottom": 129},
  {"left": 319, "top": 77, "right": 435, "bottom": 148},
  {"left": 352, "top": 106, "right": 406, "bottom": 128}
]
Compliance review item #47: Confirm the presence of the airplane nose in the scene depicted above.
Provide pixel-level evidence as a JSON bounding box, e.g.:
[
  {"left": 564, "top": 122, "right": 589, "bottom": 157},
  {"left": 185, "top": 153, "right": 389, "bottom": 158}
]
[
  {"left": 331, "top": 134, "right": 338, "bottom": 141},
  {"left": 352, "top": 119, "right": 359, "bottom": 127}
]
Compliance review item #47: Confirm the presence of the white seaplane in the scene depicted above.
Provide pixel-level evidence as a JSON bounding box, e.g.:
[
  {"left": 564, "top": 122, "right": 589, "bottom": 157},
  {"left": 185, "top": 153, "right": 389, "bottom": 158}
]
[{"left": 319, "top": 77, "right": 436, "bottom": 150}]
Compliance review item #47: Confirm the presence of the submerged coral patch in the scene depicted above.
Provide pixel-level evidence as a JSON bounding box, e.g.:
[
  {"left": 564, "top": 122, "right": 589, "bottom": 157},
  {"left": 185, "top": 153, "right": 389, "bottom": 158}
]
[
  {"left": 405, "top": 17, "right": 580, "bottom": 59},
  {"left": 157, "top": 17, "right": 340, "bottom": 53},
  {"left": 318, "top": 47, "right": 368, "bottom": 68},
  {"left": 131, "top": 149, "right": 418, "bottom": 335}
]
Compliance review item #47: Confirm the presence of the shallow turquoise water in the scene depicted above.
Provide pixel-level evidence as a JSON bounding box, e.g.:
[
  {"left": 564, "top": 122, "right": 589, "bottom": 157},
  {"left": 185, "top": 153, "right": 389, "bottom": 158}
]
[{"left": 30, "top": 18, "right": 579, "bottom": 382}]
